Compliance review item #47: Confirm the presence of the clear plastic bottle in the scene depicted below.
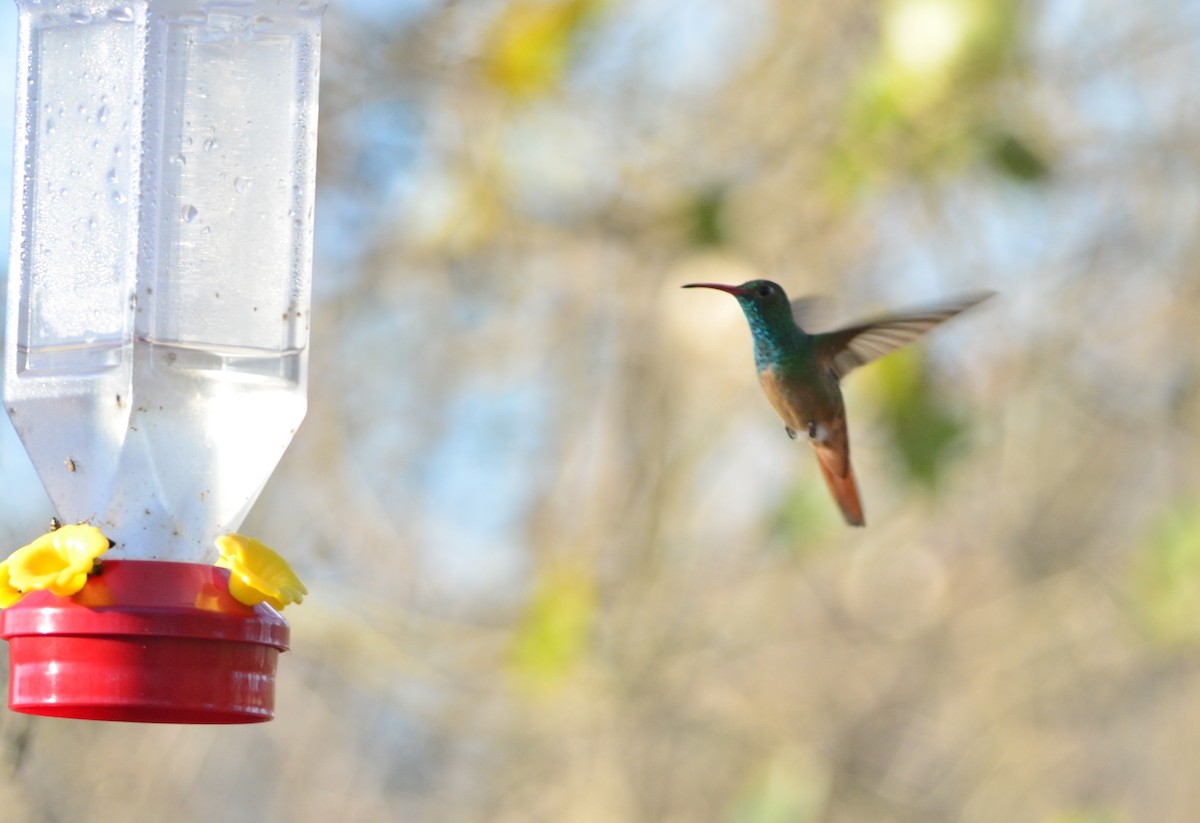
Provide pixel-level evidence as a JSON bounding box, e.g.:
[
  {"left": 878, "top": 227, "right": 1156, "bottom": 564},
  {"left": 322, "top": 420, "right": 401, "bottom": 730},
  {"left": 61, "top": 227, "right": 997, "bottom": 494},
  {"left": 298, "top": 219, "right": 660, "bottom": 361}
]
[{"left": 4, "top": 1, "right": 325, "bottom": 560}]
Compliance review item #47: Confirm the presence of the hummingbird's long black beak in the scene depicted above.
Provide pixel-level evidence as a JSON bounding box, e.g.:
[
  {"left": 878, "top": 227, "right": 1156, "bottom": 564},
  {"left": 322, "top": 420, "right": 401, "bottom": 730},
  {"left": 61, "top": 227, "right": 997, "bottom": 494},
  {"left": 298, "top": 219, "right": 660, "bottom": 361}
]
[{"left": 682, "top": 282, "right": 748, "bottom": 296}]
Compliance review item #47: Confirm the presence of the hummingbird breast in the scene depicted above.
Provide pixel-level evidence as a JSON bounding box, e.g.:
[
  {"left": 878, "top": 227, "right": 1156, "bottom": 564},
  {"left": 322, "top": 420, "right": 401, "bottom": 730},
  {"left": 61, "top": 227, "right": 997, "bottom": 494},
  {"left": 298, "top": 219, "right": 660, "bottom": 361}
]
[
  {"left": 757, "top": 364, "right": 840, "bottom": 430},
  {"left": 757, "top": 363, "right": 851, "bottom": 474}
]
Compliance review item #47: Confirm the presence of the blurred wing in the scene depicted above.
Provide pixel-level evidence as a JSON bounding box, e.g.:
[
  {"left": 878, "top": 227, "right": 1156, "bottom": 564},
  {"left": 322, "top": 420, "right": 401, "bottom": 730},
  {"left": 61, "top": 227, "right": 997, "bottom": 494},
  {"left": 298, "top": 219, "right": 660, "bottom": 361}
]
[
  {"left": 789, "top": 295, "right": 835, "bottom": 333},
  {"left": 818, "top": 291, "right": 994, "bottom": 379}
]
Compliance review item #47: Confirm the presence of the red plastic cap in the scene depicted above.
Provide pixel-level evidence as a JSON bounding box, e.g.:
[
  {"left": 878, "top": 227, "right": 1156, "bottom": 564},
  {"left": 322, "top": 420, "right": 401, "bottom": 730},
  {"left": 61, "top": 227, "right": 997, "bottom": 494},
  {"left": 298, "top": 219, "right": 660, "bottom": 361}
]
[{"left": 0, "top": 560, "right": 290, "bottom": 724}]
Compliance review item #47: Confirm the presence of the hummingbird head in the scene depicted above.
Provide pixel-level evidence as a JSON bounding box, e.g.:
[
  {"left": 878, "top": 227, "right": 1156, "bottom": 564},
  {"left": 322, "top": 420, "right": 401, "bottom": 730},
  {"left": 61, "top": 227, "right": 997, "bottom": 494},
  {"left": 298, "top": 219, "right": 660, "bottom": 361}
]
[
  {"left": 682, "top": 279, "right": 794, "bottom": 324},
  {"left": 682, "top": 279, "right": 800, "bottom": 366}
]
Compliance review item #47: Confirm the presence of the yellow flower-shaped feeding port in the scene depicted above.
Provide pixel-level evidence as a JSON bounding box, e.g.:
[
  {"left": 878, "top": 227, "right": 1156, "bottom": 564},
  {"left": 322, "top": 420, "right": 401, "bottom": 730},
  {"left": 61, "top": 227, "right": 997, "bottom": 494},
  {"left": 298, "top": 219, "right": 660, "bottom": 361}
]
[
  {"left": 0, "top": 560, "right": 23, "bottom": 608},
  {"left": 2, "top": 524, "right": 112, "bottom": 604},
  {"left": 215, "top": 534, "right": 307, "bottom": 611}
]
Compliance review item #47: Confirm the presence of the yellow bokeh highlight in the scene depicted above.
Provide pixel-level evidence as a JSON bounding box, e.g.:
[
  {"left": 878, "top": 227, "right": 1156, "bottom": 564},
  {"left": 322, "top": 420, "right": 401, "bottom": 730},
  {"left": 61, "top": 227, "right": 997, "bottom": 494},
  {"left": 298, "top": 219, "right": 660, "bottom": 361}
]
[
  {"left": 485, "top": 0, "right": 602, "bottom": 97},
  {"left": 508, "top": 564, "right": 596, "bottom": 690},
  {"left": 1131, "top": 506, "right": 1200, "bottom": 646},
  {"left": 885, "top": 0, "right": 975, "bottom": 79}
]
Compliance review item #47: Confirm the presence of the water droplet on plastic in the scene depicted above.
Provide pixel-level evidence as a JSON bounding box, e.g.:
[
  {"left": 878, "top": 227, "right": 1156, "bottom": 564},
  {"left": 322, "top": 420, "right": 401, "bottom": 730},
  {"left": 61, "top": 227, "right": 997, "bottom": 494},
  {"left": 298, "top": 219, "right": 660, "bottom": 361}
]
[
  {"left": 234, "top": 176, "right": 250, "bottom": 193},
  {"left": 69, "top": 10, "right": 92, "bottom": 23},
  {"left": 181, "top": 204, "right": 198, "bottom": 223},
  {"left": 108, "top": 7, "right": 134, "bottom": 23},
  {"left": 111, "top": 190, "right": 126, "bottom": 204},
  {"left": 170, "top": 153, "right": 186, "bottom": 166},
  {"left": 203, "top": 138, "right": 217, "bottom": 152},
  {"left": 46, "top": 118, "right": 56, "bottom": 134},
  {"left": 97, "top": 105, "right": 107, "bottom": 123},
  {"left": 107, "top": 168, "right": 118, "bottom": 183}
]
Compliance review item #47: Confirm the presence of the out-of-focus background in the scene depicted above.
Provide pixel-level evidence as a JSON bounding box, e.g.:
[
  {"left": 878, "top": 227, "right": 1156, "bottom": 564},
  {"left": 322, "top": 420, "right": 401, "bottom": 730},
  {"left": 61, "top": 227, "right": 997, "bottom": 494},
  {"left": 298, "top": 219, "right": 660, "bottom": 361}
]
[{"left": 1, "top": 0, "right": 1199, "bottom": 820}]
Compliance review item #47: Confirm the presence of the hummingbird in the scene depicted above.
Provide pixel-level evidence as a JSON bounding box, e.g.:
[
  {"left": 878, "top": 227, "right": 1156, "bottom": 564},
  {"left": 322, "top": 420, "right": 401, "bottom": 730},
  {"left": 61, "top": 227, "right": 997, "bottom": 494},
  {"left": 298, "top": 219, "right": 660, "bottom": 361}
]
[{"left": 682, "top": 280, "right": 992, "bottom": 526}]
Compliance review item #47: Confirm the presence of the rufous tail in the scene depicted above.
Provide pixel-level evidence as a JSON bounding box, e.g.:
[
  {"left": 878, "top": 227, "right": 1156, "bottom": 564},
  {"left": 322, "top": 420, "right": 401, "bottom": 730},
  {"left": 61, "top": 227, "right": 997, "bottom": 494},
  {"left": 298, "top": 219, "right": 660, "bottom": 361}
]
[{"left": 814, "top": 446, "right": 865, "bottom": 527}]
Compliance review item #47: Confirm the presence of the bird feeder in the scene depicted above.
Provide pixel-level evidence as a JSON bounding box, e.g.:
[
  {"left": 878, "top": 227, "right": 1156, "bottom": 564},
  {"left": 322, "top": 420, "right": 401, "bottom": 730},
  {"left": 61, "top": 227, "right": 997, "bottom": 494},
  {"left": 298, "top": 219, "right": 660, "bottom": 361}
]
[{"left": 0, "top": 0, "right": 326, "bottom": 722}]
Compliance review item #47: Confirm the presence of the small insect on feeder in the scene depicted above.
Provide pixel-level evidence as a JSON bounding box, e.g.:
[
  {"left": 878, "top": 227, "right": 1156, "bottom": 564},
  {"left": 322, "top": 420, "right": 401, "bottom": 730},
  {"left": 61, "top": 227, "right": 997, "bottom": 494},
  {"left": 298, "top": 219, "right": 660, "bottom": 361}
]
[{"left": 0, "top": 0, "right": 326, "bottom": 722}]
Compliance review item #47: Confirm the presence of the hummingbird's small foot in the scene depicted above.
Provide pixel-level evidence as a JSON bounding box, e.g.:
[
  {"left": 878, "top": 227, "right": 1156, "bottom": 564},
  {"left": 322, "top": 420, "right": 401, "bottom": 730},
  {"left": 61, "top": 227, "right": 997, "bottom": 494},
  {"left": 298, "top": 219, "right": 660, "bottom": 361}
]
[{"left": 785, "top": 426, "right": 798, "bottom": 440}]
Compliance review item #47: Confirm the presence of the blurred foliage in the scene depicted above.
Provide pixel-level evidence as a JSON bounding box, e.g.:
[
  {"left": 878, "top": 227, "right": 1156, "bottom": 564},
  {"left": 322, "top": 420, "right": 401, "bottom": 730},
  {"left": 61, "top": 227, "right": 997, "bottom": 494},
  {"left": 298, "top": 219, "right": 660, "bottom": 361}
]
[
  {"left": 829, "top": 0, "right": 1048, "bottom": 196},
  {"left": 862, "top": 346, "right": 968, "bottom": 490},
  {"left": 1130, "top": 504, "right": 1200, "bottom": 646},
  {"left": 686, "top": 184, "right": 731, "bottom": 248},
  {"left": 485, "top": 0, "right": 606, "bottom": 98},
  {"left": 767, "top": 478, "right": 838, "bottom": 548},
  {"left": 1041, "top": 811, "right": 1131, "bottom": 823},
  {"left": 985, "top": 126, "right": 1051, "bottom": 182},
  {"left": 507, "top": 563, "right": 596, "bottom": 691},
  {"left": 727, "top": 749, "right": 828, "bottom": 823}
]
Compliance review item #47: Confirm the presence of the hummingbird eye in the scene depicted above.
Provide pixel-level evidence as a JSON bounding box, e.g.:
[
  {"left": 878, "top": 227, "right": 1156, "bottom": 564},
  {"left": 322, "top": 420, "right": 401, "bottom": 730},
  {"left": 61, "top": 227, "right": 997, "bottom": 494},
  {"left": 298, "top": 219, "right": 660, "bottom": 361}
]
[{"left": 756, "top": 284, "right": 774, "bottom": 298}]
